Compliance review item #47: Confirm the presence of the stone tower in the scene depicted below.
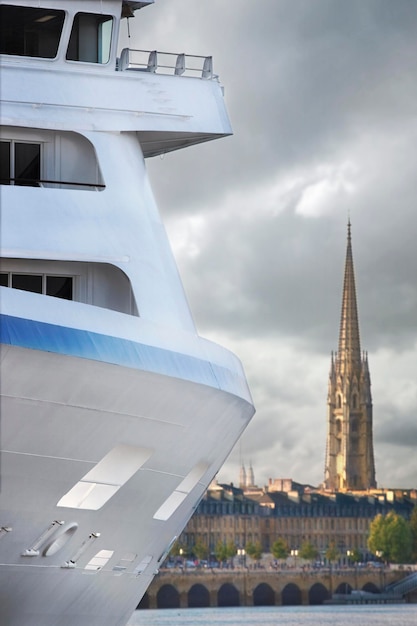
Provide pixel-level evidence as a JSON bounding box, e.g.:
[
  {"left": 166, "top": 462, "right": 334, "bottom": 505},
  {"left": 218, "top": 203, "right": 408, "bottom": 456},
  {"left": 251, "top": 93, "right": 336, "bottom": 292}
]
[{"left": 324, "top": 222, "right": 376, "bottom": 491}]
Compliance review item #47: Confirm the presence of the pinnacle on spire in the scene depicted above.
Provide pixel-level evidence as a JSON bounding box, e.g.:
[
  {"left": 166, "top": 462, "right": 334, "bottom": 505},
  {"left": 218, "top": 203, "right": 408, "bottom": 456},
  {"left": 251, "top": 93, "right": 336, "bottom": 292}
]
[{"left": 337, "top": 221, "right": 361, "bottom": 369}]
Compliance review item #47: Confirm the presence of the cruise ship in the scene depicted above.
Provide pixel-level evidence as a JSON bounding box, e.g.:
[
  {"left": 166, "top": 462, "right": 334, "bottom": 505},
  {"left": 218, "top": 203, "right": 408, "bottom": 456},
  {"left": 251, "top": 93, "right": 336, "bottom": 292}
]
[{"left": 0, "top": 2, "right": 255, "bottom": 624}]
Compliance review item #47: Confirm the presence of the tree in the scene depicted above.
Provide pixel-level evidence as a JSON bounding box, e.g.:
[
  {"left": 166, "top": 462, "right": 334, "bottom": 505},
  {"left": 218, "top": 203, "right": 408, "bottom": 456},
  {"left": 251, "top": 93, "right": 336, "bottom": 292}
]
[
  {"left": 246, "top": 540, "right": 263, "bottom": 564},
  {"left": 368, "top": 513, "right": 386, "bottom": 557},
  {"left": 325, "top": 541, "right": 339, "bottom": 565},
  {"left": 226, "top": 541, "right": 237, "bottom": 562},
  {"left": 299, "top": 541, "right": 318, "bottom": 562},
  {"left": 410, "top": 506, "right": 417, "bottom": 563},
  {"left": 169, "top": 540, "right": 187, "bottom": 558},
  {"left": 347, "top": 547, "right": 362, "bottom": 565},
  {"left": 214, "top": 541, "right": 228, "bottom": 565},
  {"left": 192, "top": 539, "right": 208, "bottom": 561},
  {"left": 368, "top": 511, "right": 412, "bottom": 564},
  {"left": 271, "top": 538, "right": 289, "bottom": 561}
]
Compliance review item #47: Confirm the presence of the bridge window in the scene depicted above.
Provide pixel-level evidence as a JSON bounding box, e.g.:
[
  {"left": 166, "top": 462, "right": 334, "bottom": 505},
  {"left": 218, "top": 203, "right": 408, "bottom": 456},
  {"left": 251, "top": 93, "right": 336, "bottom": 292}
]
[
  {"left": 0, "top": 6, "right": 65, "bottom": 58},
  {"left": 1, "top": 128, "right": 105, "bottom": 191},
  {"left": 67, "top": 13, "right": 113, "bottom": 64},
  {"left": 1, "top": 272, "right": 73, "bottom": 300},
  {"left": 0, "top": 141, "right": 41, "bottom": 187},
  {"left": 1, "top": 259, "right": 138, "bottom": 315}
]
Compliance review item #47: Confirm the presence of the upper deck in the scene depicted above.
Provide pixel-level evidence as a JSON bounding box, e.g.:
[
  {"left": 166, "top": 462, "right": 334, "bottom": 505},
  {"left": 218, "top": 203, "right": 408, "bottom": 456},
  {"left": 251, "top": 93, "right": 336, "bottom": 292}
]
[{"left": 0, "top": 0, "right": 232, "bottom": 156}]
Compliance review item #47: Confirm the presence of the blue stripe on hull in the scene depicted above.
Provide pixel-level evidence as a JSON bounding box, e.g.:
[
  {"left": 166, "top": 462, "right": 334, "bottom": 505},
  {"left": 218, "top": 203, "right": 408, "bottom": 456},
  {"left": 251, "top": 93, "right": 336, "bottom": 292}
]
[{"left": 0, "top": 314, "right": 234, "bottom": 392}]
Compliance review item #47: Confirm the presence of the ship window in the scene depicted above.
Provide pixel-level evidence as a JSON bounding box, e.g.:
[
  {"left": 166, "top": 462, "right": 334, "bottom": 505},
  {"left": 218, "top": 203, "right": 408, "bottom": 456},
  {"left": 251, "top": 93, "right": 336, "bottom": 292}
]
[
  {"left": 57, "top": 445, "right": 152, "bottom": 510},
  {"left": 0, "top": 6, "right": 64, "bottom": 58},
  {"left": 66, "top": 13, "right": 113, "bottom": 64},
  {"left": 153, "top": 463, "right": 208, "bottom": 521},
  {"left": 0, "top": 141, "right": 41, "bottom": 186},
  {"left": 46, "top": 276, "right": 73, "bottom": 299},
  {"left": 85, "top": 549, "right": 114, "bottom": 571},
  {"left": 12, "top": 274, "right": 42, "bottom": 293},
  {"left": 4, "top": 272, "right": 73, "bottom": 300}
]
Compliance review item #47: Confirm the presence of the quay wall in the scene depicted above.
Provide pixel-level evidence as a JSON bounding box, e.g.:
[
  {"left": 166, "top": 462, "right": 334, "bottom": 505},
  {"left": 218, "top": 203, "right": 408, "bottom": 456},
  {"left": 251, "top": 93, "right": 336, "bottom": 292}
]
[{"left": 139, "top": 567, "right": 408, "bottom": 609}]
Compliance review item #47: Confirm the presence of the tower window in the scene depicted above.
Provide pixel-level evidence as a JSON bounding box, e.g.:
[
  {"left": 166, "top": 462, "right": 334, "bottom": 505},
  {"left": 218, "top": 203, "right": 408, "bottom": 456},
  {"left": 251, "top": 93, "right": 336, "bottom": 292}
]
[
  {"left": 337, "top": 395, "right": 342, "bottom": 409},
  {"left": 352, "top": 394, "right": 357, "bottom": 409},
  {"left": 0, "top": 141, "right": 41, "bottom": 186}
]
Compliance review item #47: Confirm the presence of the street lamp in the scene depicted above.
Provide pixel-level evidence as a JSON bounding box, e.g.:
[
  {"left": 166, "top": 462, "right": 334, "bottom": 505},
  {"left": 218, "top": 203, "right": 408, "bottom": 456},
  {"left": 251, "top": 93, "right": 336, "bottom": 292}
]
[
  {"left": 291, "top": 549, "right": 298, "bottom": 569},
  {"left": 237, "top": 548, "right": 246, "bottom": 568},
  {"left": 375, "top": 551, "right": 384, "bottom": 589},
  {"left": 347, "top": 550, "right": 357, "bottom": 591},
  {"left": 179, "top": 548, "right": 185, "bottom": 570}
]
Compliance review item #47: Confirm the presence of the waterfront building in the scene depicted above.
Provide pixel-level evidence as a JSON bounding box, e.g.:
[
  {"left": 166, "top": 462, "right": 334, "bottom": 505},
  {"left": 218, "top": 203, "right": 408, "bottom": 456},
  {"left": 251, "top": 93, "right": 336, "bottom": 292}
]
[
  {"left": 179, "top": 481, "right": 415, "bottom": 561},
  {"left": 324, "top": 222, "right": 376, "bottom": 491}
]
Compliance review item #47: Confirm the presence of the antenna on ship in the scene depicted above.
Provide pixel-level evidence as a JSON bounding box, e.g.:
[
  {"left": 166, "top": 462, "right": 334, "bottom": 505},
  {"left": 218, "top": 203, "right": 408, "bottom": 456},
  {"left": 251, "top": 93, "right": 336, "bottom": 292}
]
[{"left": 122, "top": 1, "right": 135, "bottom": 37}]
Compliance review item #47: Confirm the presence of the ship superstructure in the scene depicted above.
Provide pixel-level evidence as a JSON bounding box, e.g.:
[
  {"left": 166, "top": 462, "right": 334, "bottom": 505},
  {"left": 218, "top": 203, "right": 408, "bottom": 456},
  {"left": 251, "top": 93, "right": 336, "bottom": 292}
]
[{"left": 0, "top": 2, "right": 255, "bottom": 624}]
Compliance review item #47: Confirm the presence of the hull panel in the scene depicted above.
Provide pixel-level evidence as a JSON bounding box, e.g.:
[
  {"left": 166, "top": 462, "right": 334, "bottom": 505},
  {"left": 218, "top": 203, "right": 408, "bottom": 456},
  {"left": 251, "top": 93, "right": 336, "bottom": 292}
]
[{"left": 0, "top": 344, "right": 253, "bottom": 625}]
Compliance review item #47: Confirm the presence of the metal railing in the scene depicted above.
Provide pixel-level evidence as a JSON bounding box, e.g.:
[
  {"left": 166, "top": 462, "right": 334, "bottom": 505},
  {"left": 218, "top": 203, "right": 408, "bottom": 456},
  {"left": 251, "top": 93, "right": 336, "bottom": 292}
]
[
  {"left": 117, "top": 48, "right": 215, "bottom": 79},
  {"left": 1, "top": 178, "right": 105, "bottom": 190},
  {"left": 385, "top": 571, "right": 417, "bottom": 596}
]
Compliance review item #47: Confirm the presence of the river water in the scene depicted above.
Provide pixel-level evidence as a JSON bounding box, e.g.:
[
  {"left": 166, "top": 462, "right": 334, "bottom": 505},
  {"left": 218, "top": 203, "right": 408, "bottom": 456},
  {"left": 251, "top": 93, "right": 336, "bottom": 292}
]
[{"left": 128, "top": 604, "right": 416, "bottom": 626}]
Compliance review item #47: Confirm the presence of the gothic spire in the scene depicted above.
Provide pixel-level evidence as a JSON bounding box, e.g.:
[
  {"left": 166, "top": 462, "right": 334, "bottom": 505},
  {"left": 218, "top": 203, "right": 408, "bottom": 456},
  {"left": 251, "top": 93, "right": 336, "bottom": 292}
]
[{"left": 337, "top": 220, "right": 361, "bottom": 370}]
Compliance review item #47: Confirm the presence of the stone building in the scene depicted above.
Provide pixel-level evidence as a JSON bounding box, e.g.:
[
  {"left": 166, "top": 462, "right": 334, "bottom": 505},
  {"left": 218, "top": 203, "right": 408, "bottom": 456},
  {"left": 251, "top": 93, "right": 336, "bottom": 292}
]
[
  {"left": 324, "top": 221, "right": 376, "bottom": 491},
  {"left": 179, "top": 481, "right": 415, "bottom": 560}
]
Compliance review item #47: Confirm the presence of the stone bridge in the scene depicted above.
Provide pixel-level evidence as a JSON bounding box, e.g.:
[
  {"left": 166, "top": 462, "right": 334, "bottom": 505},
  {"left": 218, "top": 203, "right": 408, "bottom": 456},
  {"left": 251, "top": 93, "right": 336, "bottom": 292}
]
[{"left": 138, "top": 567, "right": 405, "bottom": 609}]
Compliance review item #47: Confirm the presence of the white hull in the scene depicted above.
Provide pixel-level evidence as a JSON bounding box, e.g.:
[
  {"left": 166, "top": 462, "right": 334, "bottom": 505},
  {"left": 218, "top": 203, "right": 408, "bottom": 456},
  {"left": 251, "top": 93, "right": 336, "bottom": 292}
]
[
  {"left": 1, "top": 344, "right": 252, "bottom": 625},
  {"left": 0, "top": 2, "right": 255, "bottom": 623}
]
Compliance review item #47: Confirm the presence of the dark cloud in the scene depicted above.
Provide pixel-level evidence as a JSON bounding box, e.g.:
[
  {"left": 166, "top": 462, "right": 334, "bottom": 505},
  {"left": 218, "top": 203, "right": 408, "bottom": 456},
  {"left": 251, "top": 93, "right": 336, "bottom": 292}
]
[{"left": 125, "top": 0, "right": 417, "bottom": 488}]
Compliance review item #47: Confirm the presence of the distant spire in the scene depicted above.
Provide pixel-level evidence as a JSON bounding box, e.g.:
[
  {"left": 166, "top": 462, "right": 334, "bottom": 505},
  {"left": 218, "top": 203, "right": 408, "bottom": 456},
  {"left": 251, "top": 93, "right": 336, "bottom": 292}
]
[
  {"left": 337, "top": 220, "right": 361, "bottom": 370},
  {"left": 239, "top": 463, "right": 246, "bottom": 489},
  {"left": 247, "top": 462, "right": 255, "bottom": 488}
]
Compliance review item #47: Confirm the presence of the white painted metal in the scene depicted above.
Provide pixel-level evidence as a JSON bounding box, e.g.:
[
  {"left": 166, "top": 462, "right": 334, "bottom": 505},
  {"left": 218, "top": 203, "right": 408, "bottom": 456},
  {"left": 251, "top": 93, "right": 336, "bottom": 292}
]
[{"left": 0, "top": 2, "right": 255, "bottom": 624}]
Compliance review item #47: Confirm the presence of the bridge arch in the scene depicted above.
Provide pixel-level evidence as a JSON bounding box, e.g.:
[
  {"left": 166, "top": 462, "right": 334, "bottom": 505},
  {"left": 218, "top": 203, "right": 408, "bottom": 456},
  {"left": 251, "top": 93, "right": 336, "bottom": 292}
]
[
  {"left": 362, "top": 582, "right": 380, "bottom": 594},
  {"left": 282, "top": 582, "right": 302, "bottom": 605},
  {"left": 335, "top": 582, "right": 352, "bottom": 594},
  {"left": 157, "top": 584, "right": 180, "bottom": 608},
  {"left": 308, "top": 582, "right": 330, "bottom": 605},
  {"left": 188, "top": 583, "right": 210, "bottom": 608},
  {"left": 253, "top": 582, "right": 275, "bottom": 606},
  {"left": 218, "top": 582, "right": 240, "bottom": 607}
]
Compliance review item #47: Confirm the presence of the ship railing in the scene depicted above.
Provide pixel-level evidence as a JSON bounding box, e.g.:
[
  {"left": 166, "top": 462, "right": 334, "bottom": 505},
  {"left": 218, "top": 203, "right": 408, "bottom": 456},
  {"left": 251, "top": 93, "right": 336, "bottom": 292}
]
[
  {"left": 117, "top": 48, "right": 216, "bottom": 79},
  {"left": 1, "top": 178, "right": 105, "bottom": 191}
]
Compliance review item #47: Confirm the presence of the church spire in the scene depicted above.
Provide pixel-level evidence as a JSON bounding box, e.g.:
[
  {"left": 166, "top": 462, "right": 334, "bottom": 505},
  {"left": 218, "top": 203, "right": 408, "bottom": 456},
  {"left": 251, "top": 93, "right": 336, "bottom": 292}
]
[
  {"left": 337, "top": 220, "right": 361, "bottom": 371},
  {"left": 324, "top": 221, "right": 376, "bottom": 492}
]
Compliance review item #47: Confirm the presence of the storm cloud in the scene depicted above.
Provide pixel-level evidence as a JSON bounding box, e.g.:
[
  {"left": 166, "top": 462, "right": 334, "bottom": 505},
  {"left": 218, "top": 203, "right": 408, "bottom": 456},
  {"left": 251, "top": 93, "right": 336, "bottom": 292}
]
[{"left": 122, "top": 0, "right": 417, "bottom": 489}]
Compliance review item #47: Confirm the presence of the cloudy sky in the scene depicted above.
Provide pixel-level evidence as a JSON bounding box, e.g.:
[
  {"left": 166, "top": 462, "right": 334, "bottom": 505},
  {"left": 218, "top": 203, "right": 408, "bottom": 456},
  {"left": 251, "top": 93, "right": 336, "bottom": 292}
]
[{"left": 122, "top": 0, "right": 417, "bottom": 489}]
